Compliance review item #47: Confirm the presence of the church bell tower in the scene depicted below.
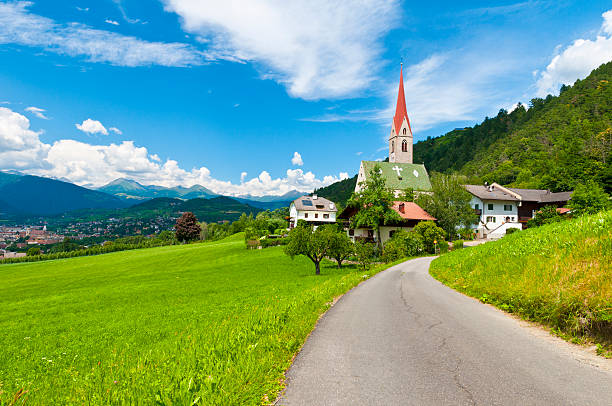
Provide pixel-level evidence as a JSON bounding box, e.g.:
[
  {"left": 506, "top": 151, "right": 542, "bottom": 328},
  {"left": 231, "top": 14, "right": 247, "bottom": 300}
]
[{"left": 389, "top": 64, "right": 413, "bottom": 164}]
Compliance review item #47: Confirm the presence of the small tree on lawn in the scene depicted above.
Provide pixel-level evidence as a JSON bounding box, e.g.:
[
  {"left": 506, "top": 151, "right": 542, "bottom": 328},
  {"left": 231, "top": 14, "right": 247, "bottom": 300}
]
[
  {"left": 175, "top": 212, "right": 201, "bottom": 243},
  {"left": 325, "top": 225, "right": 353, "bottom": 268},
  {"left": 284, "top": 225, "right": 331, "bottom": 275},
  {"left": 348, "top": 164, "right": 401, "bottom": 252},
  {"left": 354, "top": 240, "right": 376, "bottom": 272}
]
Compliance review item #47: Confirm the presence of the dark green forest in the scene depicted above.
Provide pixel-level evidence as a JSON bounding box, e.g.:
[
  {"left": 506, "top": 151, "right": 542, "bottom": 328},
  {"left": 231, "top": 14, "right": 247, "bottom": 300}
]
[{"left": 414, "top": 61, "right": 612, "bottom": 193}]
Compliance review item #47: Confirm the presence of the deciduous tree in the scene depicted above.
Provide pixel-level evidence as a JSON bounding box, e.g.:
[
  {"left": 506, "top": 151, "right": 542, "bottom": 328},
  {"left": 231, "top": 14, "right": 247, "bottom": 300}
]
[
  {"left": 175, "top": 212, "right": 201, "bottom": 242},
  {"left": 284, "top": 225, "right": 331, "bottom": 275}
]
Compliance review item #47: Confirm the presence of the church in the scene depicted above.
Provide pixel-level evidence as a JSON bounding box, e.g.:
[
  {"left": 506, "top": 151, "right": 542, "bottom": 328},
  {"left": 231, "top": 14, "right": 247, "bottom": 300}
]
[
  {"left": 355, "top": 64, "right": 432, "bottom": 196},
  {"left": 340, "top": 65, "right": 435, "bottom": 245}
]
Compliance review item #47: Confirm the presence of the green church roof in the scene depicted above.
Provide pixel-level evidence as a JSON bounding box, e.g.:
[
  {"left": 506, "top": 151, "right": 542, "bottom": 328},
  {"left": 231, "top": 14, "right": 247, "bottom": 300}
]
[{"left": 361, "top": 161, "right": 432, "bottom": 191}]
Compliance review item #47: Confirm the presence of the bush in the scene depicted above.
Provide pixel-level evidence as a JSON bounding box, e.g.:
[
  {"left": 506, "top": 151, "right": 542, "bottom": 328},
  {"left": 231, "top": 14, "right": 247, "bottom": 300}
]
[
  {"left": 354, "top": 240, "right": 376, "bottom": 271},
  {"left": 413, "top": 221, "right": 446, "bottom": 254},
  {"left": 453, "top": 239, "right": 464, "bottom": 249},
  {"left": 404, "top": 232, "right": 425, "bottom": 256},
  {"left": 260, "top": 237, "right": 289, "bottom": 248},
  {"left": 438, "top": 240, "right": 449, "bottom": 253},
  {"left": 506, "top": 228, "right": 519, "bottom": 235},
  {"left": 27, "top": 247, "right": 41, "bottom": 256},
  {"left": 457, "top": 227, "right": 475, "bottom": 240},
  {"left": 383, "top": 231, "right": 425, "bottom": 262},
  {"left": 382, "top": 237, "right": 406, "bottom": 262}
]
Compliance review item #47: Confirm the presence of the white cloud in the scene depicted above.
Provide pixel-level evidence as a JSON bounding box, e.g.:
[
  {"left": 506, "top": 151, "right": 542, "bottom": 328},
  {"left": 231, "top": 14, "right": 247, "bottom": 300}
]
[
  {"left": 535, "top": 10, "right": 612, "bottom": 97},
  {"left": 291, "top": 151, "right": 303, "bottom": 166},
  {"left": 0, "top": 107, "right": 50, "bottom": 170},
  {"left": 0, "top": 107, "right": 343, "bottom": 195},
  {"left": 105, "top": 19, "right": 119, "bottom": 26},
  {"left": 25, "top": 106, "right": 49, "bottom": 120},
  {"left": 76, "top": 7, "right": 89, "bottom": 12},
  {"left": 109, "top": 127, "right": 122, "bottom": 135},
  {"left": 75, "top": 119, "right": 108, "bottom": 135},
  {"left": 162, "top": 0, "right": 400, "bottom": 99},
  {"left": 0, "top": 2, "right": 204, "bottom": 67}
]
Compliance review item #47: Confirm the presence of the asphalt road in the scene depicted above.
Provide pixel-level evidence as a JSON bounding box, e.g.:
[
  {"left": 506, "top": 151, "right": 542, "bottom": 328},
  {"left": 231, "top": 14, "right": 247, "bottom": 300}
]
[{"left": 278, "top": 257, "right": 612, "bottom": 405}]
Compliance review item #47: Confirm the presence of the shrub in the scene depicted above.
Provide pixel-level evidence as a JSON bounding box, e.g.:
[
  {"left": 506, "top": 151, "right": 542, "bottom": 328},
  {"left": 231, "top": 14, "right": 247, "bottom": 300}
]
[
  {"left": 453, "top": 239, "right": 464, "bottom": 249},
  {"left": 438, "top": 240, "right": 449, "bottom": 253},
  {"left": 404, "top": 232, "right": 425, "bottom": 256},
  {"left": 27, "top": 247, "right": 41, "bottom": 256},
  {"left": 458, "top": 227, "right": 475, "bottom": 240},
  {"left": 505, "top": 228, "right": 519, "bottom": 235},
  {"left": 382, "top": 236, "right": 406, "bottom": 262},
  {"left": 413, "top": 221, "right": 446, "bottom": 253},
  {"left": 354, "top": 240, "right": 376, "bottom": 272}
]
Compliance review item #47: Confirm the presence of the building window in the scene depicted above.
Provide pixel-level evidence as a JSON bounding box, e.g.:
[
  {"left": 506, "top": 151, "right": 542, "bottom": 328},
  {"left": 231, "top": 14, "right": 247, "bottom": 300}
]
[
  {"left": 323, "top": 213, "right": 329, "bottom": 219},
  {"left": 486, "top": 216, "right": 495, "bottom": 223},
  {"left": 315, "top": 213, "right": 318, "bottom": 219},
  {"left": 487, "top": 203, "right": 494, "bottom": 210},
  {"left": 391, "top": 141, "right": 394, "bottom": 153},
  {"left": 403, "top": 128, "right": 407, "bottom": 135},
  {"left": 304, "top": 213, "right": 308, "bottom": 218},
  {"left": 504, "top": 204, "right": 512, "bottom": 211},
  {"left": 474, "top": 204, "right": 479, "bottom": 210},
  {"left": 402, "top": 139, "right": 408, "bottom": 152},
  {"left": 348, "top": 229, "right": 354, "bottom": 236},
  {"left": 389, "top": 230, "right": 396, "bottom": 238}
]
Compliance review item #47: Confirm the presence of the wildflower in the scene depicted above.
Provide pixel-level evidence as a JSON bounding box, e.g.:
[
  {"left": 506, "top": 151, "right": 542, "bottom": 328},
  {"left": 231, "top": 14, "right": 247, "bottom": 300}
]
[{"left": 114, "top": 380, "right": 118, "bottom": 384}]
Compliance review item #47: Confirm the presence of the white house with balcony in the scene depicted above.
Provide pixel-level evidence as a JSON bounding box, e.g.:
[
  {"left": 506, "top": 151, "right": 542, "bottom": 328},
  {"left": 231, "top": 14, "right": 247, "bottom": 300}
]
[
  {"left": 289, "top": 195, "right": 337, "bottom": 229},
  {"left": 464, "top": 184, "right": 521, "bottom": 239}
]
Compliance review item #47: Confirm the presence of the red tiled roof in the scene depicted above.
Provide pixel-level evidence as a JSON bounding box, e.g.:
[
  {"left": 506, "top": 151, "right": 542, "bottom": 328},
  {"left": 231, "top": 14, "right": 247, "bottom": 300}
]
[
  {"left": 556, "top": 207, "right": 571, "bottom": 214},
  {"left": 392, "top": 201, "right": 436, "bottom": 221},
  {"left": 393, "top": 64, "right": 412, "bottom": 136}
]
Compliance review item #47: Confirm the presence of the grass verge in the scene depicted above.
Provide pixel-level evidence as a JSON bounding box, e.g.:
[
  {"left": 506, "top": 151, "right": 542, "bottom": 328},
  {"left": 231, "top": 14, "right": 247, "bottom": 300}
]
[
  {"left": 0, "top": 233, "right": 397, "bottom": 405},
  {"left": 430, "top": 210, "right": 612, "bottom": 357}
]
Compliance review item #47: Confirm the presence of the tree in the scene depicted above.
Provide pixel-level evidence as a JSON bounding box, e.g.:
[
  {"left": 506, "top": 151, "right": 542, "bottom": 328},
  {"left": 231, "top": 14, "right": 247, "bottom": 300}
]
[
  {"left": 415, "top": 173, "right": 477, "bottom": 240},
  {"left": 568, "top": 181, "right": 610, "bottom": 215},
  {"left": 399, "top": 188, "right": 415, "bottom": 202},
  {"left": 325, "top": 225, "right": 353, "bottom": 268},
  {"left": 348, "top": 164, "right": 401, "bottom": 251},
  {"left": 175, "top": 212, "right": 201, "bottom": 242},
  {"left": 27, "top": 246, "right": 41, "bottom": 256},
  {"left": 413, "top": 221, "right": 446, "bottom": 253},
  {"left": 284, "top": 225, "right": 331, "bottom": 275},
  {"left": 527, "top": 205, "right": 563, "bottom": 228},
  {"left": 354, "top": 240, "right": 376, "bottom": 272}
]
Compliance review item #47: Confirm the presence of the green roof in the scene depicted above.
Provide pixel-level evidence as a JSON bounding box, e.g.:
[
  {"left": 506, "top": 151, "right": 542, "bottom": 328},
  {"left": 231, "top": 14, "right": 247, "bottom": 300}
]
[{"left": 361, "top": 161, "right": 432, "bottom": 191}]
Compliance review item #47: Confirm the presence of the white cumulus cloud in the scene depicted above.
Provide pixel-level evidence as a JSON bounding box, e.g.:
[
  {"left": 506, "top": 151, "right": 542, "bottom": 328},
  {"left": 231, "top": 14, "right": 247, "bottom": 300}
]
[
  {"left": 25, "top": 106, "right": 49, "bottom": 120},
  {"left": 75, "top": 119, "right": 108, "bottom": 135},
  {"left": 109, "top": 127, "right": 122, "bottom": 135},
  {"left": 105, "top": 19, "right": 119, "bottom": 26},
  {"left": 162, "top": 0, "right": 400, "bottom": 99},
  {"left": 535, "top": 10, "right": 612, "bottom": 97},
  {"left": 0, "top": 1, "right": 204, "bottom": 67},
  {"left": 0, "top": 107, "right": 344, "bottom": 196},
  {"left": 291, "top": 151, "right": 303, "bottom": 166}
]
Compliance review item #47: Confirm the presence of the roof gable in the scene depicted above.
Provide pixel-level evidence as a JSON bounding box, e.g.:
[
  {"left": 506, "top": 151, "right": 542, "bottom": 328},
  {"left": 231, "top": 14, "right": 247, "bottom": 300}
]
[{"left": 291, "top": 195, "right": 337, "bottom": 212}]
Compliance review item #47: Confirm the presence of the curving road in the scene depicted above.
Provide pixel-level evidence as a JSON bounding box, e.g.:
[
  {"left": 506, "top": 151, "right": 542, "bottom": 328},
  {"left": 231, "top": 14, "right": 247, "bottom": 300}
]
[{"left": 278, "top": 257, "right": 612, "bottom": 405}]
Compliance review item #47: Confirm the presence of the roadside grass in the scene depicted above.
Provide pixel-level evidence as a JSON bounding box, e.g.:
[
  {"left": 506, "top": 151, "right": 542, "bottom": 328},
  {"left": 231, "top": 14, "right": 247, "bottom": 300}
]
[
  {"left": 430, "top": 210, "right": 612, "bottom": 357},
  {"left": 0, "top": 233, "right": 396, "bottom": 404}
]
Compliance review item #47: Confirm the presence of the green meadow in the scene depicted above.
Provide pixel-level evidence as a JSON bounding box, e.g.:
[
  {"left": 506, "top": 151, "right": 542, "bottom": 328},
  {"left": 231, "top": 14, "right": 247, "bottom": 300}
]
[
  {"left": 430, "top": 210, "right": 612, "bottom": 355},
  {"left": 0, "top": 234, "right": 391, "bottom": 404}
]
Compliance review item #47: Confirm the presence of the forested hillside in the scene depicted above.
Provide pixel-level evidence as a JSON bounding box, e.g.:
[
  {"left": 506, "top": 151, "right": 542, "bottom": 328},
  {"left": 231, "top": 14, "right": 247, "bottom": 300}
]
[{"left": 414, "top": 61, "right": 612, "bottom": 192}]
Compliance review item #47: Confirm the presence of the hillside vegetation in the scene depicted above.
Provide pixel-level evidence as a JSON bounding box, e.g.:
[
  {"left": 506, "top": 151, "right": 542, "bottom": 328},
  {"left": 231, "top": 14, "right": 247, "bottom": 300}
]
[
  {"left": 430, "top": 211, "right": 612, "bottom": 354},
  {"left": 414, "top": 61, "right": 612, "bottom": 193},
  {"left": 314, "top": 174, "right": 357, "bottom": 207},
  {"left": 0, "top": 234, "right": 394, "bottom": 404}
]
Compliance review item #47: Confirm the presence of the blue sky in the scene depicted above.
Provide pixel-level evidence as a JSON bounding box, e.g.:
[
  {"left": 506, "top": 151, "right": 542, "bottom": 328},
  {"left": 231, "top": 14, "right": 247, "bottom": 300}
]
[{"left": 1, "top": 0, "right": 612, "bottom": 196}]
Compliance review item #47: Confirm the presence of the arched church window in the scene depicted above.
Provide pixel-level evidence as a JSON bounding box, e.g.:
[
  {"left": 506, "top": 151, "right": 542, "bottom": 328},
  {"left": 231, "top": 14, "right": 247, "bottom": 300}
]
[
  {"left": 391, "top": 141, "right": 394, "bottom": 153},
  {"left": 402, "top": 139, "right": 408, "bottom": 152},
  {"left": 403, "top": 128, "right": 407, "bottom": 135}
]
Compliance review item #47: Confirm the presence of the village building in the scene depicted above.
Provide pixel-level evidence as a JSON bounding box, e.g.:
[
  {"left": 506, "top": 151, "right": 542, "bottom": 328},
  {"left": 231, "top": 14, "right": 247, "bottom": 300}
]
[
  {"left": 465, "top": 182, "right": 572, "bottom": 238},
  {"left": 340, "top": 201, "right": 436, "bottom": 244},
  {"left": 355, "top": 64, "right": 432, "bottom": 197},
  {"left": 341, "top": 65, "right": 436, "bottom": 244},
  {"left": 289, "top": 195, "right": 337, "bottom": 229}
]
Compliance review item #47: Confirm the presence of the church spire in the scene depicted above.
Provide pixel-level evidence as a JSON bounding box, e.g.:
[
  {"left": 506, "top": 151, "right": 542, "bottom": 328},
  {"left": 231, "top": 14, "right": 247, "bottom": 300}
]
[{"left": 393, "top": 63, "right": 412, "bottom": 136}]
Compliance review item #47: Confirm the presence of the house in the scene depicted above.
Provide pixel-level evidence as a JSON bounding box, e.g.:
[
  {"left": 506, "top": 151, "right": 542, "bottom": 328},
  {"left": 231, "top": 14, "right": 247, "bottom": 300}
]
[
  {"left": 289, "top": 195, "right": 338, "bottom": 229},
  {"left": 464, "top": 182, "right": 573, "bottom": 238},
  {"left": 354, "top": 64, "right": 432, "bottom": 197},
  {"left": 339, "top": 201, "right": 436, "bottom": 245}
]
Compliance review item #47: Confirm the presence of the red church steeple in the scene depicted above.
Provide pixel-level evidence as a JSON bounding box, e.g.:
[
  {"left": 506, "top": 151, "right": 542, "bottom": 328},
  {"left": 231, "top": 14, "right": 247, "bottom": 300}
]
[{"left": 393, "top": 63, "right": 412, "bottom": 136}]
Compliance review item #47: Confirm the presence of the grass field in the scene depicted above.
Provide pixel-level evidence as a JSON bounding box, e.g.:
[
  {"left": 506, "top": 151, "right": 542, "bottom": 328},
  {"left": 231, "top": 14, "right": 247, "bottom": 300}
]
[
  {"left": 0, "top": 234, "right": 394, "bottom": 404},
  {"left": 430, "top": 210, "right": 612, "bottom": 356}
]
